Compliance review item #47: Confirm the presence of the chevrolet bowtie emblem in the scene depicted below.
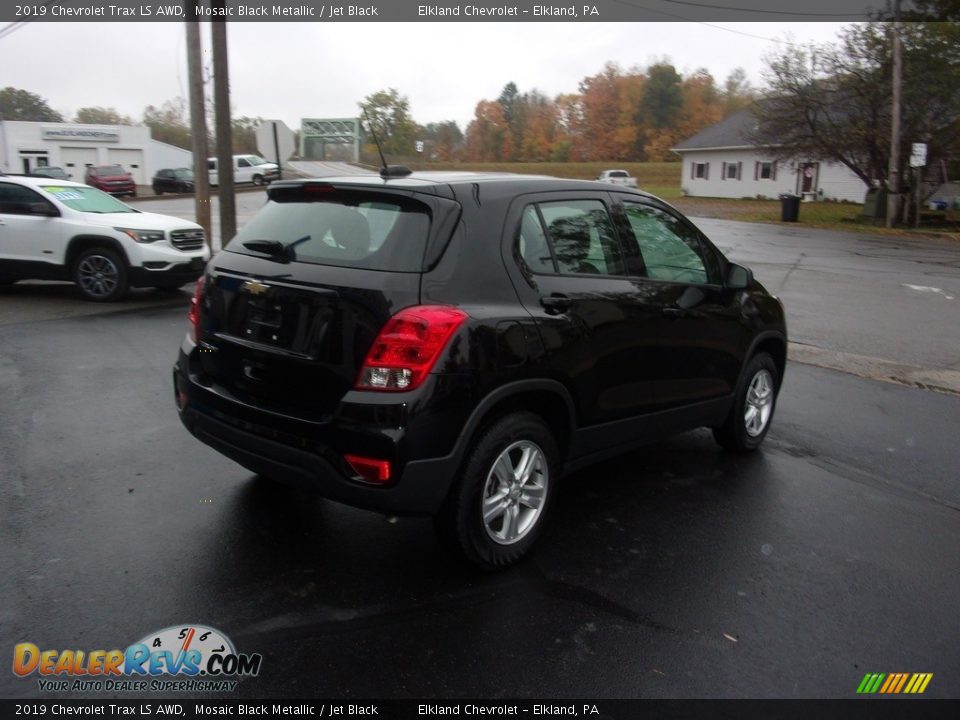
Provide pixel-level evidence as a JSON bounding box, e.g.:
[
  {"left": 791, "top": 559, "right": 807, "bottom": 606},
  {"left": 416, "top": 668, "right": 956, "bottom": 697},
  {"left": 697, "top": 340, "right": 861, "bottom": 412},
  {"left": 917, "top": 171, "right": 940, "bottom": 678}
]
[{"left": 240, "top": 280, "right": 269, "bottom": 295}]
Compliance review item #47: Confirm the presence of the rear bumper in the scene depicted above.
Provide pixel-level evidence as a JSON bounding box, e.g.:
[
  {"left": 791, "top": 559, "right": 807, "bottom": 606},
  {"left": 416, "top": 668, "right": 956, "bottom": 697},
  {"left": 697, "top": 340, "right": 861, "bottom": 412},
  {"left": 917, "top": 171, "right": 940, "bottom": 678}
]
[{"left": 173, "top": 351, "right": 460, "bottom": 516}]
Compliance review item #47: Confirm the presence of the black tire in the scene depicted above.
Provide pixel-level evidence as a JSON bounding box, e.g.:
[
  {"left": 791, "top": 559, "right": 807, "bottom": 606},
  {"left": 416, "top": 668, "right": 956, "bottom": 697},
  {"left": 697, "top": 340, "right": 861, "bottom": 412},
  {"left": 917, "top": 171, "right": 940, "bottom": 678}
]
[
  {"left": 252, "top": 174, "right": 265, "bottom": 187},
  {"left": 153, "top": 185, "right": 162, "bottom": 195},
  {"left": 713, "top": 352, "right": 779, "bottom": 452},
  {"left": 434, "top": 412, "right": 558, "bottom": 570},
  {"left": 73, "top": 247, "right": 129, "bottom": 302}
]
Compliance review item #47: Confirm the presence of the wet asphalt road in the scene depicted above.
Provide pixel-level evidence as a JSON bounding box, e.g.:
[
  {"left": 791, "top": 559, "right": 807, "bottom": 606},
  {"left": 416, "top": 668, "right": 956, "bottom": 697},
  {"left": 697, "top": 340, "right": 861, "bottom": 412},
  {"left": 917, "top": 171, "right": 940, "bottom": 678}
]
[{"left": 1, "top": 302, "right": 959, "bottom": 699}]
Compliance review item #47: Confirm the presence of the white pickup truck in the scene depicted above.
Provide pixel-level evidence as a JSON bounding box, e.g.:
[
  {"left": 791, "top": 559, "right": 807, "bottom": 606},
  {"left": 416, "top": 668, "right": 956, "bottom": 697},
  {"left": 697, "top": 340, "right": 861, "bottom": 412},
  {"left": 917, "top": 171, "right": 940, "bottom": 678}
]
[{"left": 597, "top": 169, "right": 638, "bottom": 188}]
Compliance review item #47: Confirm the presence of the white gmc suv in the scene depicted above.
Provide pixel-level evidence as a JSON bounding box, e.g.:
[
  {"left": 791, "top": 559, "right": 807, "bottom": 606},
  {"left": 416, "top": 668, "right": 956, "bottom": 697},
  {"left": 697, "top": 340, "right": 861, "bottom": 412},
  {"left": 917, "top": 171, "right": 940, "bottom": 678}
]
[{"left": 0, "top": 174, "right": 209, "bottom": 301}]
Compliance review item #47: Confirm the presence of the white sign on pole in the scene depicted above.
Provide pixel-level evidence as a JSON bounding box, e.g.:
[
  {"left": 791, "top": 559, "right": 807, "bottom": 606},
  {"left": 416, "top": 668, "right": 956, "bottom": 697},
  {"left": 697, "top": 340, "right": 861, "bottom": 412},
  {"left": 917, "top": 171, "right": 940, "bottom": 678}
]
[
  {"left": 910, "top": 142, "right": 927, "bottom": 168},
  {"left": 415, "top": 140, "right": 425, "bottom": 153},
  {"left": 256, "top": 120, "right": 296, "bottom": 164}
]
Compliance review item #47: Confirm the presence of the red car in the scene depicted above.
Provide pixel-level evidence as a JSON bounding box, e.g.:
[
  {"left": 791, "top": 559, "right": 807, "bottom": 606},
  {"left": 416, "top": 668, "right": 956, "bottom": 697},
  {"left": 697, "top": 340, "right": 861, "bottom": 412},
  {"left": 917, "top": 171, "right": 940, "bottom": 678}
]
[{"left": 84, "top": 165, "right": 137, "bottom": 197}]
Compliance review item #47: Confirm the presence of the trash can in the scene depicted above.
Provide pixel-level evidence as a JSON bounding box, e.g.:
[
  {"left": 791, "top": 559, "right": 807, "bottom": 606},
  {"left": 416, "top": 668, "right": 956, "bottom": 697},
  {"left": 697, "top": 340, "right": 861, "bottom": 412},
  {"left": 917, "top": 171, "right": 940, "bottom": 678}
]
[
  {"left": 863, "top": 187, "right": 887, "bottom": 219},
  {"left": 779, "top": 193, "right": 800, "bottom": 222}
]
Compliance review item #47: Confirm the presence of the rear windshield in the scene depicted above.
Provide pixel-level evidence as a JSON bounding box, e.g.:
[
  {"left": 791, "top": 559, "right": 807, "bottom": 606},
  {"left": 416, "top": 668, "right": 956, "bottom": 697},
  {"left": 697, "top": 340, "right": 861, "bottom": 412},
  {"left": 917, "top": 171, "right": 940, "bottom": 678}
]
[
  {"left": 608, "top": 171, "right": 629, "bottom": 178},
  {"left": 228, "top": 192, "right": 431, "bottom": 272}
]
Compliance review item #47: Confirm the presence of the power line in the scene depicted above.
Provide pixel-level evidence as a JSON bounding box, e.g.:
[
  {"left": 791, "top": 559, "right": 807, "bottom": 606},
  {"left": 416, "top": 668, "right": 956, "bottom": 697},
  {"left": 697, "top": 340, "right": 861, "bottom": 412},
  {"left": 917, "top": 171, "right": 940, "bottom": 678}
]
[
  {"left": 0, "top": 0, "right": 58, "bottom": 41},
  {"left": 0, "top": 22, "right": 29, "bottom": 41},
  {"left": 656, "top": 0, "right": 859, "bottom": 17}
]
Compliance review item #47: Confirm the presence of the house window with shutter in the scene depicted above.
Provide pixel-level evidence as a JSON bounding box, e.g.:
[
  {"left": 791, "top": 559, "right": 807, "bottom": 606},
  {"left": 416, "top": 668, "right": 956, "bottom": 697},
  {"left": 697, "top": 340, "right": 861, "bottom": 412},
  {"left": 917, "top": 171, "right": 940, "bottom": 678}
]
[
  {"left": 725, "top": 162, "right": 741, "bottom": 180},
  {"left": 756, "top": 161, "right": 776, "bottom": 180},
  {"left": 693, "top": 162, "right": 709, "bottom": 179}
]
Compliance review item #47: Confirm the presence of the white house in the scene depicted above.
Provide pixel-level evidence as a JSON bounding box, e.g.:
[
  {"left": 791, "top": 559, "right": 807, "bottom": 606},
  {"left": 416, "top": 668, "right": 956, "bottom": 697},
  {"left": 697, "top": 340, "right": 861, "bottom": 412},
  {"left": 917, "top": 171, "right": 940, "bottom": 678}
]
[
  {"left": 672, "top": 109, "right": 867, "bottom": 203},
  {"left": 0, "top": 120, "right": 192, "bottom": 186}
]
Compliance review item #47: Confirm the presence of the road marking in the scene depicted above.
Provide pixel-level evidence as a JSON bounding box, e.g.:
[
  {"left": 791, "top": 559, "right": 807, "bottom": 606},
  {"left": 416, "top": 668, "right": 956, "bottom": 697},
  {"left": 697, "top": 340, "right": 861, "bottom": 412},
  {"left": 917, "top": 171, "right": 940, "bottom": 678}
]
[{"left": 902, "top": 283, "right": 955, "bottom": 300}]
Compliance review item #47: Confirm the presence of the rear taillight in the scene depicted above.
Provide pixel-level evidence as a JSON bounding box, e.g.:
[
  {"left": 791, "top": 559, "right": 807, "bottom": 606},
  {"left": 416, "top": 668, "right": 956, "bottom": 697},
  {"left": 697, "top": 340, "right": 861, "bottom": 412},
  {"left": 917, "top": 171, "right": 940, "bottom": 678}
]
[
  {"left": 355, "top": 305, "right": 468, "bottom": 392},
  {"left": 189, "top": 276, "right": 205, "bottom": 342}
]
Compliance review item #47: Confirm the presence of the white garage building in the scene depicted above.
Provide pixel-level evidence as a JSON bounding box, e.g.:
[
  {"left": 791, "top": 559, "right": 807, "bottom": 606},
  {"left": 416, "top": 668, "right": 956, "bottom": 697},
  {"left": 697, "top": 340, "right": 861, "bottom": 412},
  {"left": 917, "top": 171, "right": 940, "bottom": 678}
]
[{"left": 0, "top": 120, "right": 192, "bottom": 187}]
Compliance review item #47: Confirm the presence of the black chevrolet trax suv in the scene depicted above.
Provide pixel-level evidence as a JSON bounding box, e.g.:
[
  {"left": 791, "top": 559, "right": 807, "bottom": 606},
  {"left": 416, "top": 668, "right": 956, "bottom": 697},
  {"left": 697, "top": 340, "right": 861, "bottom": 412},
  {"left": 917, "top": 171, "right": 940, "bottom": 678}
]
[{"left": 174, "top": 171, "right": 787, "bottom": 569}]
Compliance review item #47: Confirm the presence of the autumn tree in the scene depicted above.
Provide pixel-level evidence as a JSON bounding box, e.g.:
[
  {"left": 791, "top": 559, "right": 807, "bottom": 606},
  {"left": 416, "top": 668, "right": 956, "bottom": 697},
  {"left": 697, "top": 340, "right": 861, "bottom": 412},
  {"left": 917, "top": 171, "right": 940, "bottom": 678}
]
[
  {"left": 514, "top": 90, "right": 562, "bottom": 162},
  {"left": 641, "top": 63, "right": 683, "bottom": 129},
  {"left": 498, "top": 81, "right": 522, "bottom": 157},
  {"left": 721, "top": 68, "right": 754, "bottom": 115},
  {"left": 578, "top": 62, "right": 646, "bottom": 160},
  {"left": 553, "top": 93, "right": 584, "bottom": 161},
  {"left": 0, "top": 87, "right": 62, "bottom": 122},
  {"left": 143, "top": 98, "right": 192, "bottom": 149},
  {"left": 464, "top": 100, "right": 513, "bottom": 161},
  {"left": 231, "top": 116, "right": 262, "bottom": 154},
  {"left": 74, "top": 107, "right": 132, "bottom": 125},
  {"left": 420, "top": 121, "right": 463, "bottom": 161},
  {"left": 359, "top": 88, "right": 419, "bottom": 156}
]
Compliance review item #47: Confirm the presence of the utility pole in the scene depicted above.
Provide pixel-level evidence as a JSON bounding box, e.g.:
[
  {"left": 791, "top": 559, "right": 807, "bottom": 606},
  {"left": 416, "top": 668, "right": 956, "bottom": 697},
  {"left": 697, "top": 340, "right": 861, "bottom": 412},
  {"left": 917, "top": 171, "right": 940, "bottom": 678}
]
[
  {"left": 212, "top": 3, "right": 236, "bottom": 245},
  {"left": 185, "top": 14, "right": 212, "bottom": 249},
  {"left": 886, "top": 0, "right": 902, "bottom": 228}
]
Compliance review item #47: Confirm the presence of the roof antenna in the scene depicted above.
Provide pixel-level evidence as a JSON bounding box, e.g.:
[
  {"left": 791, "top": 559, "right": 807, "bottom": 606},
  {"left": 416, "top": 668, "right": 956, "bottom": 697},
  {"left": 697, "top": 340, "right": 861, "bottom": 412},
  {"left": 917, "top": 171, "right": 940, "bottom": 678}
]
[{"left": 362, "top": 108, "right": 412, "bottom": 179}]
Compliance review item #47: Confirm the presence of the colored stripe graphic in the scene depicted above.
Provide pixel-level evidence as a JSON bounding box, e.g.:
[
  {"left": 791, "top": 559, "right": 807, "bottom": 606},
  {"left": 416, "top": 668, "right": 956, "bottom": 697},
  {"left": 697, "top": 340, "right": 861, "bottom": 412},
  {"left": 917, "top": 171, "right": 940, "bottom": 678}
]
[{"left": 857, "top": 672, "right": 932, "bottom": 694}]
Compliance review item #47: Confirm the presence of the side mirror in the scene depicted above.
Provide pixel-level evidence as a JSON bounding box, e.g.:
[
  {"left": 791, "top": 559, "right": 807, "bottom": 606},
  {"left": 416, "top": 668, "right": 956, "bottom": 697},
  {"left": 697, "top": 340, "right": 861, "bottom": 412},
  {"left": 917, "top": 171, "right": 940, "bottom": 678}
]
[
  {"left": 726, "top": 263, "right": 753, "bottom": 289},
  {"left": 29, "top": 202, "right": 59, "bottom": 217}
]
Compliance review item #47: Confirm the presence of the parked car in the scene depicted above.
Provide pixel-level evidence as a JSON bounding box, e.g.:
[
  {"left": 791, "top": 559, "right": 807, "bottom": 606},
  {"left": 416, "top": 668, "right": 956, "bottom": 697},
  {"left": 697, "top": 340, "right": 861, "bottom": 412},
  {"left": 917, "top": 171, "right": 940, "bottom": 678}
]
[
  {"left": 174, "top": 171, "right": 786, "bottom": 569},
  {"left": 0, "top": 175, "right": 208, "bottom": 301},
  {"left": 28, "top": 167, "right": 71, "bottom": 180},
  {"left": 85, "top": 164, "right": 137, "bottom": 197},
  {"left": 153, "top": 168, "right": 195, "bottom": 195},
  {"left": 208, "top": 154, "right": 279, "bottom": 187},
  {"left": 597, "top": 169, "right": 638, "bottom": 188}
]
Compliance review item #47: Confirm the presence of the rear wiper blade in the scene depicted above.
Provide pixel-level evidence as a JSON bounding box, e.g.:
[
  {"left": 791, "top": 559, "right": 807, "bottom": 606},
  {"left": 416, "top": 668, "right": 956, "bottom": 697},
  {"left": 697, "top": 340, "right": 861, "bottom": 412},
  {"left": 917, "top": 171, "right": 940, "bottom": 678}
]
[{"left": 242, "top": 239, "right": 291, "bottom": 263}]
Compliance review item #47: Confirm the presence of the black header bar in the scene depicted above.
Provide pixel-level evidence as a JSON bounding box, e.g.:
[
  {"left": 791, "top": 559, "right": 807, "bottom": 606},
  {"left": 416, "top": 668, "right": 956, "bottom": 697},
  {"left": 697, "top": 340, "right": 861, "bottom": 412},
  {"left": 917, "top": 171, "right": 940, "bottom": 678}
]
[{"left": 0, "top": 0, "right": 935, "bottom": 23}]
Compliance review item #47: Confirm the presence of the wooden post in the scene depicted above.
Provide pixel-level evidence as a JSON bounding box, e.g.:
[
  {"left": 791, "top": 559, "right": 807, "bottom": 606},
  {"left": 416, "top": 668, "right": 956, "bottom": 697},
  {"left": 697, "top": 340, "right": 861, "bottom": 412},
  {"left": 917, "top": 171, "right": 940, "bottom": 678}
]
[
  {"left": 212, "top": 5, "right": 236, "bottom": 246},
  {"left": 185, "top": 15, "right": 211, "bottom": 249},
  {"left": 886, "top": 0, "right": 902, "bottom": 228}
]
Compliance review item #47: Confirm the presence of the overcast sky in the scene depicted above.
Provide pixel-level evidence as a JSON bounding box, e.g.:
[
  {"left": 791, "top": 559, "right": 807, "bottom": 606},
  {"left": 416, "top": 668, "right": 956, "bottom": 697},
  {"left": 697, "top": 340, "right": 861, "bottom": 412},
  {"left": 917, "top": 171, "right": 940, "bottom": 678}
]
[{"left": 0, "top": 22, "right": 850, "bottom": 131}]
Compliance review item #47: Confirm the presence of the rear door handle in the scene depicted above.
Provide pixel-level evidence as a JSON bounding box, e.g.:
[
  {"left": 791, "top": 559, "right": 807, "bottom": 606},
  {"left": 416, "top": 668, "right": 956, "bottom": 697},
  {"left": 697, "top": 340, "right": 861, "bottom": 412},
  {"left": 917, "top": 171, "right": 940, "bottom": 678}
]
[{"left": 540, "top": 294, "right": 572, "bottom": 314}]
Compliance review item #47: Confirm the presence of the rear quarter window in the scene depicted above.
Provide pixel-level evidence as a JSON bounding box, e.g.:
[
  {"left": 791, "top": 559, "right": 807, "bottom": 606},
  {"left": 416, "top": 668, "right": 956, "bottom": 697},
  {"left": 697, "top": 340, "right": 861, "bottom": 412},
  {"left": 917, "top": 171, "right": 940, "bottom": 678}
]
[{"left": 228, "top": 192, "right": 432, "bottom": 273}]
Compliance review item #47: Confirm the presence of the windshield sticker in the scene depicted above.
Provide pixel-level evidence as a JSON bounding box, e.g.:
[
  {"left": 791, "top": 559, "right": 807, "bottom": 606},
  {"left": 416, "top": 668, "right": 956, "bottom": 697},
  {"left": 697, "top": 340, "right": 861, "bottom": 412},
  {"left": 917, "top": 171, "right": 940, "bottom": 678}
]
[{"left": 47, "top": 189, "right": 85, "bottom": 201}]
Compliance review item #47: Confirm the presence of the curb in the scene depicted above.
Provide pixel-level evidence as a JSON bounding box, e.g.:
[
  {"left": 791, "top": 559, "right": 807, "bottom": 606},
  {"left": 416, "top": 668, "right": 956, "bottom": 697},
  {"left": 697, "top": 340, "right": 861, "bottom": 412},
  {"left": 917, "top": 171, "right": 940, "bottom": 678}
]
[{"left": 788, "top": 342, "right": 960, "bottom": 396}]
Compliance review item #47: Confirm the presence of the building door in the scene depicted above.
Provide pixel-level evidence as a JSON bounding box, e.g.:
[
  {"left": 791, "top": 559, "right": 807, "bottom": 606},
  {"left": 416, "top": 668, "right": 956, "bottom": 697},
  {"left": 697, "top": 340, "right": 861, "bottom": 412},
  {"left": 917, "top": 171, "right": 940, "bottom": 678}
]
[
  {"left": 18, "top": 152, "right": 49, "bottom": 173},
  {"left": 61, "top": 147, "right": 98, "bottom": 180},
  {"left": 107, "top": 149, "right": 146, "bottom": 185},
  {"left": 799, "top": 162, "right": 819, "bottom": 193}
]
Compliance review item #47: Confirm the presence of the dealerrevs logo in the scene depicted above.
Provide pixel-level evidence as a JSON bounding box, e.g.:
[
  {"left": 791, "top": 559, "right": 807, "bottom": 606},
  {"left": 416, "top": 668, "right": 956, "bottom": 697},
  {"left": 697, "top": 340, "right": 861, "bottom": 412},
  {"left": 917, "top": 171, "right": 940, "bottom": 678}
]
[{"left": 13, "top": 624, "right": 262, "bottom": 693}]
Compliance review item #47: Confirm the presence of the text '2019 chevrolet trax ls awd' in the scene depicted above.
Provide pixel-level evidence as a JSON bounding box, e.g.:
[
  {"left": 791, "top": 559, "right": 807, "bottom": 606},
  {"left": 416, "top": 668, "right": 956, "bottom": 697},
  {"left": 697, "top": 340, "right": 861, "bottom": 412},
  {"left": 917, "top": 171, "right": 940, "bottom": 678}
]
[{"left": 174, "top": 171, "right": 786, "bottom": 569}]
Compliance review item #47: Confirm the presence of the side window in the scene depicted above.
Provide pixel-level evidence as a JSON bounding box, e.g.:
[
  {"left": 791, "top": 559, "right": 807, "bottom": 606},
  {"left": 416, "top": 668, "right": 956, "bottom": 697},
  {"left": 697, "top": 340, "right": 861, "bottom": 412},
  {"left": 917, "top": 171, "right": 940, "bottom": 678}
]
[
  {"left": 516, "top": 205, "right": 556, "bottom": 274},
  {"left": 623, "top": 203, "right": 717, "bottom": 285},
  {"left": 0, "top": 182, "right": 45, "bottom": 215},
  {"left": 538, "top": 200, "right": 624, "bottom": 276},
  {"left": 208, "top": 160, "right": 216, "bottom": 171},
  {"left": 237, "top": 158, "right": 251, "bottom": 168}
]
